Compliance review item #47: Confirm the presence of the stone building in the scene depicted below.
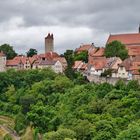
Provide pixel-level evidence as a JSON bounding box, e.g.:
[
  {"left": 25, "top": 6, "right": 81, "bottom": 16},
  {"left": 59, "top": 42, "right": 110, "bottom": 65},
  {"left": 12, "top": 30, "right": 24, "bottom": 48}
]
[
  {"left": 45, "top": 33, "right": 54, "bottom": 53},
  {"left": 0, "top": 51, "right": 6, "bottom": 72}
]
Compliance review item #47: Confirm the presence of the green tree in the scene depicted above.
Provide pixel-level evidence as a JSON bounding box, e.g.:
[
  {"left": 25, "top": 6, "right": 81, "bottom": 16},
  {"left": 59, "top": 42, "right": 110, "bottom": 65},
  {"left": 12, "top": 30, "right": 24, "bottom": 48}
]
[
  {"left": 14, "top": 113, "right": 27, "bottom": 134},
  {"left": 116, "top": 122, "right": 140, "bottom": 140},
  {"left": 105, "top": 41, "right": 128, "bottom": 60},
  {"left": 27, "top": 48, "right": 37, "bottom": 57},
  {"left": 64, "top": 50, "right": 75, "bottom": 80},
  {"left": 44, "top": 128, "right": 76, "bottom": 140},
  {"left": 74, "top": 51, "right": 88, "bottom": 63},
  {"left": 0, "top": 44, "right": 17, "bottom": 59}
]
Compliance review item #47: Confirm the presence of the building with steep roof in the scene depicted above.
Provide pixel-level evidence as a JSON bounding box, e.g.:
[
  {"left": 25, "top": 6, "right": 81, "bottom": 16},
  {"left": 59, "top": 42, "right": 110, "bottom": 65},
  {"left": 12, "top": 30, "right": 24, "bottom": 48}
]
[
  {"left": 75, "top": 44, "right": 94, "bottom": 54},
  {"left": 106, "top": 29, "right": 140, "bottom": 57},
  {"left": 37, "top": 60, "right": 63, "bottom": 73}
]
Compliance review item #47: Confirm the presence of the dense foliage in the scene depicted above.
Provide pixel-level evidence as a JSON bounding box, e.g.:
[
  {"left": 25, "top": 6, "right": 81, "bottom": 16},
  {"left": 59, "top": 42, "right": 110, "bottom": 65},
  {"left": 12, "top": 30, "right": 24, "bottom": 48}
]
[
  {"left": 74, "top": 51, "right": 88, "bottom": 63},
  {"left": 0, "top": 69, "right": 140, "bottom": 139},
  {"left": 27, "top": 48, "right": 38, "bottom": 57},
  {"left": 0, "top": 44, "right": 17, "bottom": 59},
  {"left": 105, "top": 41, "right": 128, "bottom": 60}
]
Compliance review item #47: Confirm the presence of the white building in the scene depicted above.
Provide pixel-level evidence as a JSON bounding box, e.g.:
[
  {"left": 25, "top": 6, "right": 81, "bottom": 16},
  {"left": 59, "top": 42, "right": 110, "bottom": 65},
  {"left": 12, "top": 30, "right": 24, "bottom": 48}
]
[
  {"left": 0, "top": 51, "right": 6, "bottom": 72},
  {"left": 37, "top": 60, "right": 63, "bottom": 73}
]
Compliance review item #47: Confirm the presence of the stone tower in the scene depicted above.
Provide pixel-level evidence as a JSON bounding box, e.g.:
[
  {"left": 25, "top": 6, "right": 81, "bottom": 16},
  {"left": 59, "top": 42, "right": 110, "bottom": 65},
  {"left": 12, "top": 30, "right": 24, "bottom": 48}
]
[
  {"left": 45, "top": 33, "right": 54, "bottom": 53},
  {"left": 0, "top": 51, "right": 6, "bottom": 72}
]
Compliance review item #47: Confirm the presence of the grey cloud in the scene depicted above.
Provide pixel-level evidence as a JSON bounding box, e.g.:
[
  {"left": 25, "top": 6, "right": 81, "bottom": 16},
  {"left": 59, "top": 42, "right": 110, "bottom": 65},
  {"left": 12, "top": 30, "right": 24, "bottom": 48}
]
[{"left": 0, "top": 0, "right": 140, "bottom": 53}]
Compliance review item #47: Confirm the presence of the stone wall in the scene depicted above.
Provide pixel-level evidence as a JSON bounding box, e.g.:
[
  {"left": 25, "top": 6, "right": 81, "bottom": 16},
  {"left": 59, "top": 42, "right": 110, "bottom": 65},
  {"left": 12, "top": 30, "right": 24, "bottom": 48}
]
[{"left": 87, "top": 75, "right": 129, "bottom": 85}]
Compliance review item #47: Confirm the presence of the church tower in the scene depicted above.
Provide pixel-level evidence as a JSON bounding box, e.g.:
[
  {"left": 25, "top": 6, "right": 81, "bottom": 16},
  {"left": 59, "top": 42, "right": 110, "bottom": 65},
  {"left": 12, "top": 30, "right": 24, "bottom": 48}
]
[{"left": 45, "top": 33, "right": 54, "bottom": 53}]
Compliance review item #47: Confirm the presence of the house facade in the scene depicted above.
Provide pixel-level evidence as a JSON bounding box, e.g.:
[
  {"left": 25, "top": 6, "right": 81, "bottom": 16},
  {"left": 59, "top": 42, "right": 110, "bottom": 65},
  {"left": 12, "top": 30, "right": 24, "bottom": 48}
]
[{"left": 0, "top": 51, "right": 6, "bottom": 72}]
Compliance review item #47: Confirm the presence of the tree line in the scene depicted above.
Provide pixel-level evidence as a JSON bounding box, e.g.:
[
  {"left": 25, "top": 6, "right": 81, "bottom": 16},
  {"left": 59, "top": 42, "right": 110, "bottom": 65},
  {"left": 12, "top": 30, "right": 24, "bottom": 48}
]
[{"left": 0, "top": 68, "right": 140, "bottom": 139}]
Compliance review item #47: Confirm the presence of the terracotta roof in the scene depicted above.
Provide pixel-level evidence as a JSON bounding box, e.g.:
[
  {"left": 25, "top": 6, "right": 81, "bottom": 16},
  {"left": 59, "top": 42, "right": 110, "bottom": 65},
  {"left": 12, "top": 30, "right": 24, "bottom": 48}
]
[
  {"left": 88, "top": 55, "right": 106, "bottom": 64},
  {"left": 119, "top": 57, "right": 140, "bottom": 74},
  {"left": 39, "top": 60, "right": 56, "bottom": 65},
  {"left": 53, "top": 57, "right": 67, "bottom": 64},
  {"left": 89, "top": 57, "right": 107, "bottom": 70},
  {"left": 0, "top": 51, "right": 6, "bottom": 57},
  {"left": 105, "top": 57, "right": 122, "bottom": 70},
  {"left": 75, "top": 44, "right": 93, "bottom": 53},
  {"left": 13, "top": 56, "right": 29, "bottom": 64},
  {"left": 107, "top": 33, "right": 140, "bottom": 45},
  {"left": 81, "top": 64, "right": 87, "bottom": 70},
  {"left": 73, "top": 61, "right": 83, "bottom": 69},
  {"left": 126, "top": 45, "right": 140, "bottom": 56},
  {"left": 90, "top": 48, "right": 105, "bottom": 57},
  {"left": 73, "top": 61, "right": 87, "bottom": 70},
  {"left": 6, "top": 60, "right": 22, "bottom": 66},
  {"left": 119, "top": 58, "right": 132, "bottom": 71},
  {"left": 34, "top": 52, "right": 59, "bottom": 60}
]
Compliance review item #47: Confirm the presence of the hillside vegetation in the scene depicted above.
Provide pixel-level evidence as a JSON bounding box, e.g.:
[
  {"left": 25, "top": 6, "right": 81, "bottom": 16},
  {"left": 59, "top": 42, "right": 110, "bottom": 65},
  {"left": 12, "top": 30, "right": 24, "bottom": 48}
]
[{"left": 0, "top": 68, "right": 140, "bottom": 140}]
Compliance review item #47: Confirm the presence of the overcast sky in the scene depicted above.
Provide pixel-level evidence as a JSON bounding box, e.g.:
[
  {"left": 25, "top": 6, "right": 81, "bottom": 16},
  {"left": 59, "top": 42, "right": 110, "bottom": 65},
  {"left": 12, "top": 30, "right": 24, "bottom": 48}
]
[{"left": 0, "top": 0, "right": 140, "bottom": 54}]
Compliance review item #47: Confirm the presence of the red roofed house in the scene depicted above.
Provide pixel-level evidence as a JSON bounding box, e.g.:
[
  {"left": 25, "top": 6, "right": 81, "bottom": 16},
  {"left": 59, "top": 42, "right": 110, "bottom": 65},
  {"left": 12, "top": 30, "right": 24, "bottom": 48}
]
[
  {"left": 37, "top": 60, "right": 63, "bottom": 73},
  {"left": 0, "top": 51, "right": 6, "bottom": 72},
  {"left": 88, "top": 57, "right": 107, "bottom": 76},
  {"left": 13, "top": 56, "right": 32, "bottom": 69},
  {"left": 75, "top": 43, "right": 94, "bottom": 54},
  {"left": 6, "top": 59, "right": 24, "bottom": 70},
  {"left": 88, "top": 47, "right": 105, "bottom": 64},
  {"left": 118, "top": 56, "right": 140, "bottom": 80},
  {"left": 53, "top": 57, "right": 67, "bottom": 70},
  {"left": 104, "top": 57, "right": 122, "bottom": 78},
  {"left": 73, "top": 61, "right": 87, "bottom": 73},
  {"left": 107, "top": 28, "right": 140, "bottom": 57}
]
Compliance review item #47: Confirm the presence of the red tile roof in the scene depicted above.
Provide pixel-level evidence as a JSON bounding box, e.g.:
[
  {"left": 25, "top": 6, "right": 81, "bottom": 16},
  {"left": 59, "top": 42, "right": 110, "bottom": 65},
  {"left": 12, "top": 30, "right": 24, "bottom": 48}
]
[
  {"left": 33, "top": 52, "right": 59, "bottom": 60},
  {"left": 73, "top": 61, "right": 83, "bottom": 69},
  {"left": 89, "top": 48, "right": 105, "bottom": 57},
  {"left": 73, "top": 61, "right": 87, "bottom": 70},
  {"left": 6, "top": 60, "right": 22, "bottom": 66},
  {"left": 119, "top": 57, "right": 140, "bottom": 75},
  {"left": 89, "top": 57, "right": 107, "bottom": 70},
  {"left": 126, "top": 45, "right": 140, "bottom": 56},
  {"left": 107, "top": 33, "right": 140, "bottom": 45},
  {"left": 39, "top": 60, "right": 56, "bottom": 65},
  {"left": 13, "top": 56, "right": 29, "bottom": 64},
  {"left": 75, "top": 44, "right": 93, "bottom": 53}
]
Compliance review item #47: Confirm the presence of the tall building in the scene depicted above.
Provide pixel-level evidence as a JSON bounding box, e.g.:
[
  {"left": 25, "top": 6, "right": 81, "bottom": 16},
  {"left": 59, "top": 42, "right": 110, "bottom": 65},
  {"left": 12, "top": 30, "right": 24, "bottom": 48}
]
[
  {"left": 106, "top": 26, "right": 140, "bottom": 57},
  {"left": 0, "top": 51, "right": 6, "bottom": 72},
  {"left": 45, "top": 33, "right": 54, "bottom": 53}
]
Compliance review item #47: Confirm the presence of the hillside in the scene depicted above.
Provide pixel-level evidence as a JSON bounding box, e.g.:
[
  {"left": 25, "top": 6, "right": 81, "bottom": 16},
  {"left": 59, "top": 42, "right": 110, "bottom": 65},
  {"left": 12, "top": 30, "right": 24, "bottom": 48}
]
[{"left": 0, "top": 68, "right": 140, "bottom": 140}]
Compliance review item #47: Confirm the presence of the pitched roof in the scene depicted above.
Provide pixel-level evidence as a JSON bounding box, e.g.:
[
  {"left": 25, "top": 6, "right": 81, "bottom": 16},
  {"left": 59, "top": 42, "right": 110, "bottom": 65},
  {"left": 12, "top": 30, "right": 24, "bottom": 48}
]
[
  {"left": 119, "top": 57, "right": 140, "bottom": 74},
  {"left": 89, "top": 57, "right": 107, "bottom": 70},
  {"left": 89, "top": 48, "right": 105, "bottom": 57},
  {"left": 33, "top": 52, "right": 59, "bottom": 60},
  {"left": 39, "top": 60, "right": 56, "bottom": 65},
  {"left": 13, "top": 56, "right": 29, "bottom": 64},
  {"left": 53, "top": 57, "right": 67, "bottom": 64},
  {"left": 73, "top": 61, "right": 87, "bottom": 70},
  {"left": 126, "top": 45, "right": 140, "bottom": 56},
  {"left": 73, "top": 61, "right": 83, "bottom": 69},
  {"left": 75, "top": 44, "right": 93, "bottom": 53},
  {"left": 107, "top": 33, "right": 140, "bottom": 45},
  {"left": 6, "top": 60, "right": 22, "bottom": 66},
  {"left": 105, "top": 57, "right": 122, "bottom": 70}
]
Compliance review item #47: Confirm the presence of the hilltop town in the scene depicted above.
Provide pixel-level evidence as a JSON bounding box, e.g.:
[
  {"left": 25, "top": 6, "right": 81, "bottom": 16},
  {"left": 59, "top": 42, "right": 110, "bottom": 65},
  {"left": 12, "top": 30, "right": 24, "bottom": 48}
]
[{"left": 0, "top": 28, "right": 140, "bottom": 84}]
